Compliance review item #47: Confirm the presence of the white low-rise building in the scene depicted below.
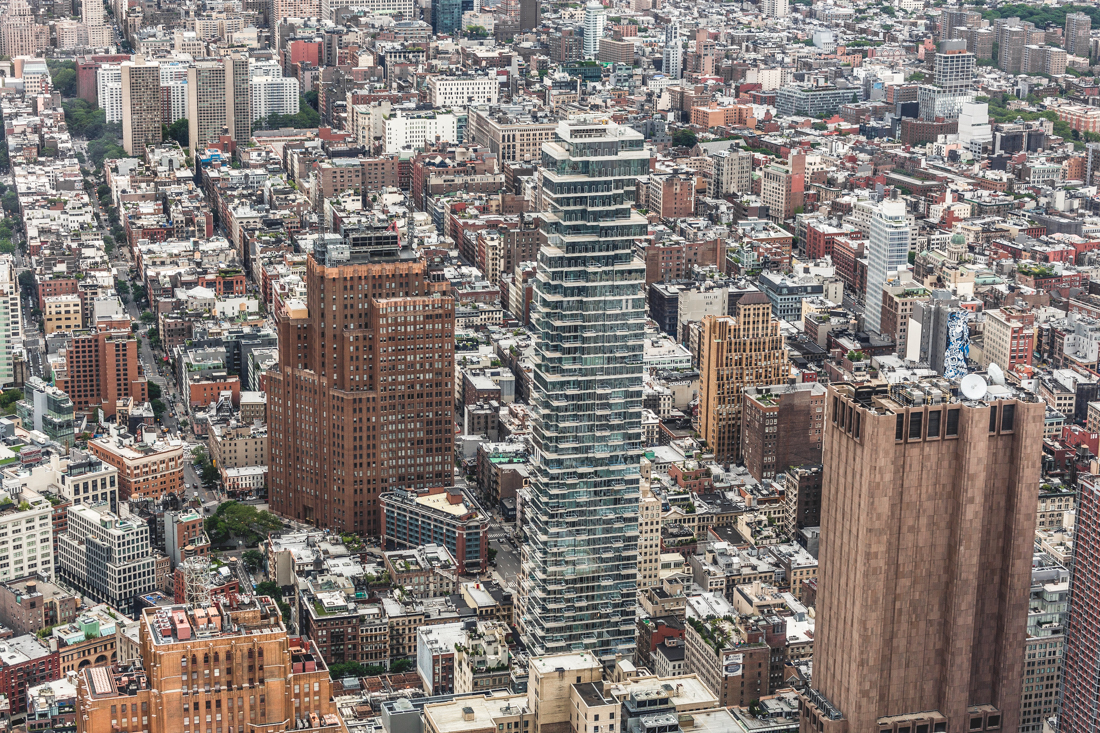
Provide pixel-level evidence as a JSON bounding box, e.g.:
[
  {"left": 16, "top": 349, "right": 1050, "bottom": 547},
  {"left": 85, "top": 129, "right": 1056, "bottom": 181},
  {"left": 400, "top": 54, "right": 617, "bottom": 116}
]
[{"left": 383, "top": 111, "right": 459, "bottom": 153}]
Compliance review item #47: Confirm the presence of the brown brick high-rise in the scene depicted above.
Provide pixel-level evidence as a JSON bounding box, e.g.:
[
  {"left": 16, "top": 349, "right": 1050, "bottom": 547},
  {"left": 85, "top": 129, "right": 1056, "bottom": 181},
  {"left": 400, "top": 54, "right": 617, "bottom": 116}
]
[
  {"left": 697, "top": 294, "right": 787, "bottom": 462},
  {"left": 800, "top": 379, "right": 1043, "bottom": 733},
  {"left": 75, "top": 597, "right": 345, "bottom": 733},
  {"left": 266, "top": 230, "right": 454, "bottom": 535}
]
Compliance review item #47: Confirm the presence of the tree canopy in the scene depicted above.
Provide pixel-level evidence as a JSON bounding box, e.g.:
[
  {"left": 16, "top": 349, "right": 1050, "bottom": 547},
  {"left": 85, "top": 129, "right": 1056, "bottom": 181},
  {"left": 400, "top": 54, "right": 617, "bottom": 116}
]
[
  {"left": 164, "top": 118, "right": 188, "bottom": 147},
  {"left": 205, "top": 501, "right": 284, "bottom": 546},
  {"left": 671, "top": 129, "right": 698, "bottom": 148},
  {"left": 46, "top": 60, "right": 77, "bottom": 97},
  {"left": 981, "top": 3, "right": 1100, "bottom": 26},
  {"left": 254, "top": 97, "right": 321, "bottom": 131}
]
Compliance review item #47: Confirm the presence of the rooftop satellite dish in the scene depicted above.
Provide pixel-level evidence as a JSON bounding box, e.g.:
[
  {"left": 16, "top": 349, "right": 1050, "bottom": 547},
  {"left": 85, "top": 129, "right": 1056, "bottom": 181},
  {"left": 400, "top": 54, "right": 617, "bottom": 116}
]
[
  {"left": 960, "top": 374, "right": 988, "bottom": 401},
  {"left": 988, "top": 362, "right": 1006, "bottom": 386}
]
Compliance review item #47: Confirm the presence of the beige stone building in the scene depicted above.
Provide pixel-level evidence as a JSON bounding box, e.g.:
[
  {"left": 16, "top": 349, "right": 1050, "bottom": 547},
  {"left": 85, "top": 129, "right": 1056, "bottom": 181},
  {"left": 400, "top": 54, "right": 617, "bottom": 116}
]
[
  {"left": 43, "top": 295, "right": 83, "bottom": 335},
  {"left": 467, "top": 107, "right": 558, "bottom": 164},
  {"left": 209, "top": 421, "right": 268, "bottom": 469}
]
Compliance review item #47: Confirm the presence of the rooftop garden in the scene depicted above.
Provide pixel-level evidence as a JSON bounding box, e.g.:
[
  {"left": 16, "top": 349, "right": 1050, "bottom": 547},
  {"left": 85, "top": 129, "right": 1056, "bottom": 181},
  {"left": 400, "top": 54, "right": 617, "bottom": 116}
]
[{"left": 1017, "top": 263, "right": 1057, "bottom": 278}]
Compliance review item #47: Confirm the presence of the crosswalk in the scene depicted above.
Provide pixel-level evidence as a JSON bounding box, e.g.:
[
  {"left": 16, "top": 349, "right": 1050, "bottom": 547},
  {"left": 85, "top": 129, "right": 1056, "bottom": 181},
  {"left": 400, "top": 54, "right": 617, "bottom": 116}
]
[{"left": 489, "top": 530, "right": 511, "bottom": 541}]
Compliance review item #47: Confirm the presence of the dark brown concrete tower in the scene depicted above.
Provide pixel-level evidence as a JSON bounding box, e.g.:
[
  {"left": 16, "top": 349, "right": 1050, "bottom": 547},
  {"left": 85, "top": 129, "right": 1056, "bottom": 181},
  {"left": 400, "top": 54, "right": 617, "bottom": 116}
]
[
  {"left": 266, "top": 226, "right": 455, "bottom": 536},
  {"left": 800, "top": 379, "right": 1043, "bottom": 733}
]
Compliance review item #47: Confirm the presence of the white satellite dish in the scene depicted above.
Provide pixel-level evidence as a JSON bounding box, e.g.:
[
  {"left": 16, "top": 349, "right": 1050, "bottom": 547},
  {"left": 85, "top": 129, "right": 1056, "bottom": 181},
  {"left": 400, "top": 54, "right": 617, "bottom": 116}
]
[
  {"left": 988, "top": 362, "right": 1006, "bottom": 386},
  {"left": 959, "top": 374, "right": 988, "bottom": 400}
]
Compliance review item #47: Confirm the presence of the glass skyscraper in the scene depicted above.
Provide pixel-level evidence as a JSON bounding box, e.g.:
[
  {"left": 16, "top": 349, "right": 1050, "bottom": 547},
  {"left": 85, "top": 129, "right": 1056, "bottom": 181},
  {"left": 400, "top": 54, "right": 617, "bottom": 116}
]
[
  {"left": 430, "top": 0, "right": 474, "bottom": 36},
  {"left": 864, "top": 197, "right": 911, "bottom": 335},
  {"left": 517, "top": 118, "right": 650, "bottom": 664}
]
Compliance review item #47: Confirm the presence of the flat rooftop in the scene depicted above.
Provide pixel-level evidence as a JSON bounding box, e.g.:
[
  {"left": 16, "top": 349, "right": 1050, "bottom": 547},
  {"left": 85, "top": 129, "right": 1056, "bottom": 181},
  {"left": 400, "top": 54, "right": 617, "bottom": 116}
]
[
  {"left": 424, "top": 693, "right": 529, "bottom": 733},
  {"left": 529, "top": 652, "right": 603, "bottom": 675}
]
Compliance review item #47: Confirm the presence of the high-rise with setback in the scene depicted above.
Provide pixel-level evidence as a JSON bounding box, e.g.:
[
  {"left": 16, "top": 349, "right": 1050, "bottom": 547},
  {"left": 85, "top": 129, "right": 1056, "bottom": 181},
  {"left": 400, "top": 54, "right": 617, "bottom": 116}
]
[
  {"left": 516, "top": 118, "right": 650, "bottom": 664},
  {"left": 918, "top": 39, "right": 975, "bottom": 121},
  {"left": 266, "top": 224, "right": 455, "bottom": 536},
  {"left": 800, "top": 379, "right": 1043, "bottom": 733},
  {"left": 697, "top": 300, "right": 788, "bottom": 463}
]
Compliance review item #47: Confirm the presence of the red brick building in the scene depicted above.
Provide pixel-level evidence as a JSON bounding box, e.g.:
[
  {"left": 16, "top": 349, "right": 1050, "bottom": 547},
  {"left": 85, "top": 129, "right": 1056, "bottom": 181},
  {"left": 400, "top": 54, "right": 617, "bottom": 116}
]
[
  {"left": 804, "top": 219, "right": 863, "bottom": 260},
  {"left": 54, "top": 329, "right": 148, "bottom": 418},
  {"left": 0, "top": 636, "right": 59, "bottom": 713},
  {"left": 648, "top": 174, "right": 696, "bottom": 218}
]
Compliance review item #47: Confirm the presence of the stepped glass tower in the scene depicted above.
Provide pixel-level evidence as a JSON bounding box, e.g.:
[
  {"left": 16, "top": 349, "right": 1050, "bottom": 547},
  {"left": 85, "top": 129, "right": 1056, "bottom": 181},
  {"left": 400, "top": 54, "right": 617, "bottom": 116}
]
[{"left": 517, "top": 118, "right": 651, "bottom": 664}]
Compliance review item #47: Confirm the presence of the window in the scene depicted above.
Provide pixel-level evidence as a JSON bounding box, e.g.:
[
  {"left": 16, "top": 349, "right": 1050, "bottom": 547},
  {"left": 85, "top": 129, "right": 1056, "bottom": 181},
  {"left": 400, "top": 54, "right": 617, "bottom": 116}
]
[
  {"left": 945, "top": 409, "right": 960, "bottom": 437},
  {"left": 926, "top": 410, "right": 940, "bottom": 438},
  {"left": 909, "top": 412, "right": 923, "bottom": 441},
  {"left": 895, "top": 414, "right": 904, "bottom": 441},
  {"left": 989, "top": 406, "right": 998, "bottom": 433},
  {"left": 1001, "top": 404, "right": 1015, "bottom": 432}
]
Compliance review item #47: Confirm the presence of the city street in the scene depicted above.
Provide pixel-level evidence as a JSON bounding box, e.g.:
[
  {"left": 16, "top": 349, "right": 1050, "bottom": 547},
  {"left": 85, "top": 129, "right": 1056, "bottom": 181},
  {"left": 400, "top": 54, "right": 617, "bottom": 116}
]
[{"left": 489, "top": 519, "right": 521, "bottom": 590}]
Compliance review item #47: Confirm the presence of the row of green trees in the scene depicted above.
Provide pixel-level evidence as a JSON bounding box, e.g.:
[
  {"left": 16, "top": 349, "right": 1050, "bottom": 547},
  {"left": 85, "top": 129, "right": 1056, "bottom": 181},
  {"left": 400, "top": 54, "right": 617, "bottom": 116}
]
[{"left": 981, "top": 3, "right": 1100, "bottom": 26}]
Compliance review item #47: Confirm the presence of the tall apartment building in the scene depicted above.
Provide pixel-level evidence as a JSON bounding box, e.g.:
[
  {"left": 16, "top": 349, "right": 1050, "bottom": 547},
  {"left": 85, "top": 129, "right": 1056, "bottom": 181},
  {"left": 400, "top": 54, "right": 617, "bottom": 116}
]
[
  {"left": 58, "top": 502, "right": 157, "bottom": 611},
  {"left": 999, "top": 23, "right": 1045, "bottom": 74},
  {"left": 712, "top": 148, "right": 752, "bottom": 197},
  {"left": 516, "top": 118, "right": 650, "bottom": 664},
  {"left": 97, "top": 64, "right": 122, "bottom": 122},
  {"left": 16, "top": 377, "right": 75, "bottom": 448},
  {"left": 940, "top": 8, "right": 981, "bottom": 43},
  {"left": 638, "top": 486, "right": 661, "bottom": 589},
  {"left": 271, "top": 0, "right": 320, "bottom": 24},
  {"left": 1065, "top": 12, "right": 1091, "bottom": 58},
  {"left": 800, "top": 379, "right": 1043, "bottom": 733},
  {"left": 1021, "top": 44, "right": 1067, "bottom": 76},
  {"left": 0, "top": 255, "right": 22, "bottom": 389},
  {"left": 697, "top": 297, "right": 787, "bottom": 463},
  {"left": 980, "top": 306, "right": 1035, "bottom": 372},
  {"left": 74, "top": 599, "right": 342, "bottom": 733},
  {"left": 741, "top": 383, "right": 827, "bottom": 482},
  {"left": 783, "top": 464, "right": 822, "bottom": 540},
  {"left": 1059, "top": 473, "right": 1100, "bottom": 733},
  {"left": 863, "top": 198, "right": 911, "bottom": 335},
  {"left": 187, "top": 57, "right": 250, "bottom": 156},
  {"left": 250, "top": 75, "right": 299, "bottom": 121},
  {"left": 53, "top": 328, "right": 147, "bottom": 418},
  {"left": 1, "top": 0, "right": 40, "bottom": 60},
  {"left": 583, "top": 0, "right": 605, "bottom": 58},
  {"left": 82, "top": 0, "right": 111, "bottom": 44},
  {"left": 519, "top": 0, "right": 538, "bottom": 30},
  {"left": 662, "top": 22, "right": 682, "bottom": 80},
  {"left": 1019, "top": 561, "right": 1068, "bottom": 733},
  {"left": 225, "top": 54, "right": 251, "bottom": 143},
  {"left": 760, "top": 152, "right": 805, "bottom": 225},
  {"left": 121, "top": 58, "right": 162, "bottom": 156},
  {"left": 187, "top": 61, "right": 226, "bottom": 156},
  {"left": 918, "top": 39, "right": 974, "bottom": 121},
  {"left": 266, "top": 224, "right": 455, "bottom": 537},
  {"left": 430, "top": 0, "right": 471, "bottom": 35},
  {"left": 761, "top": 0, "right": 787, "bottom": 18},
  {"left": 880, "top": 282, "right": 929, "bottom": 350},
  {"left": 56, "top": 450, "right": 120, "bottom": 514}
]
